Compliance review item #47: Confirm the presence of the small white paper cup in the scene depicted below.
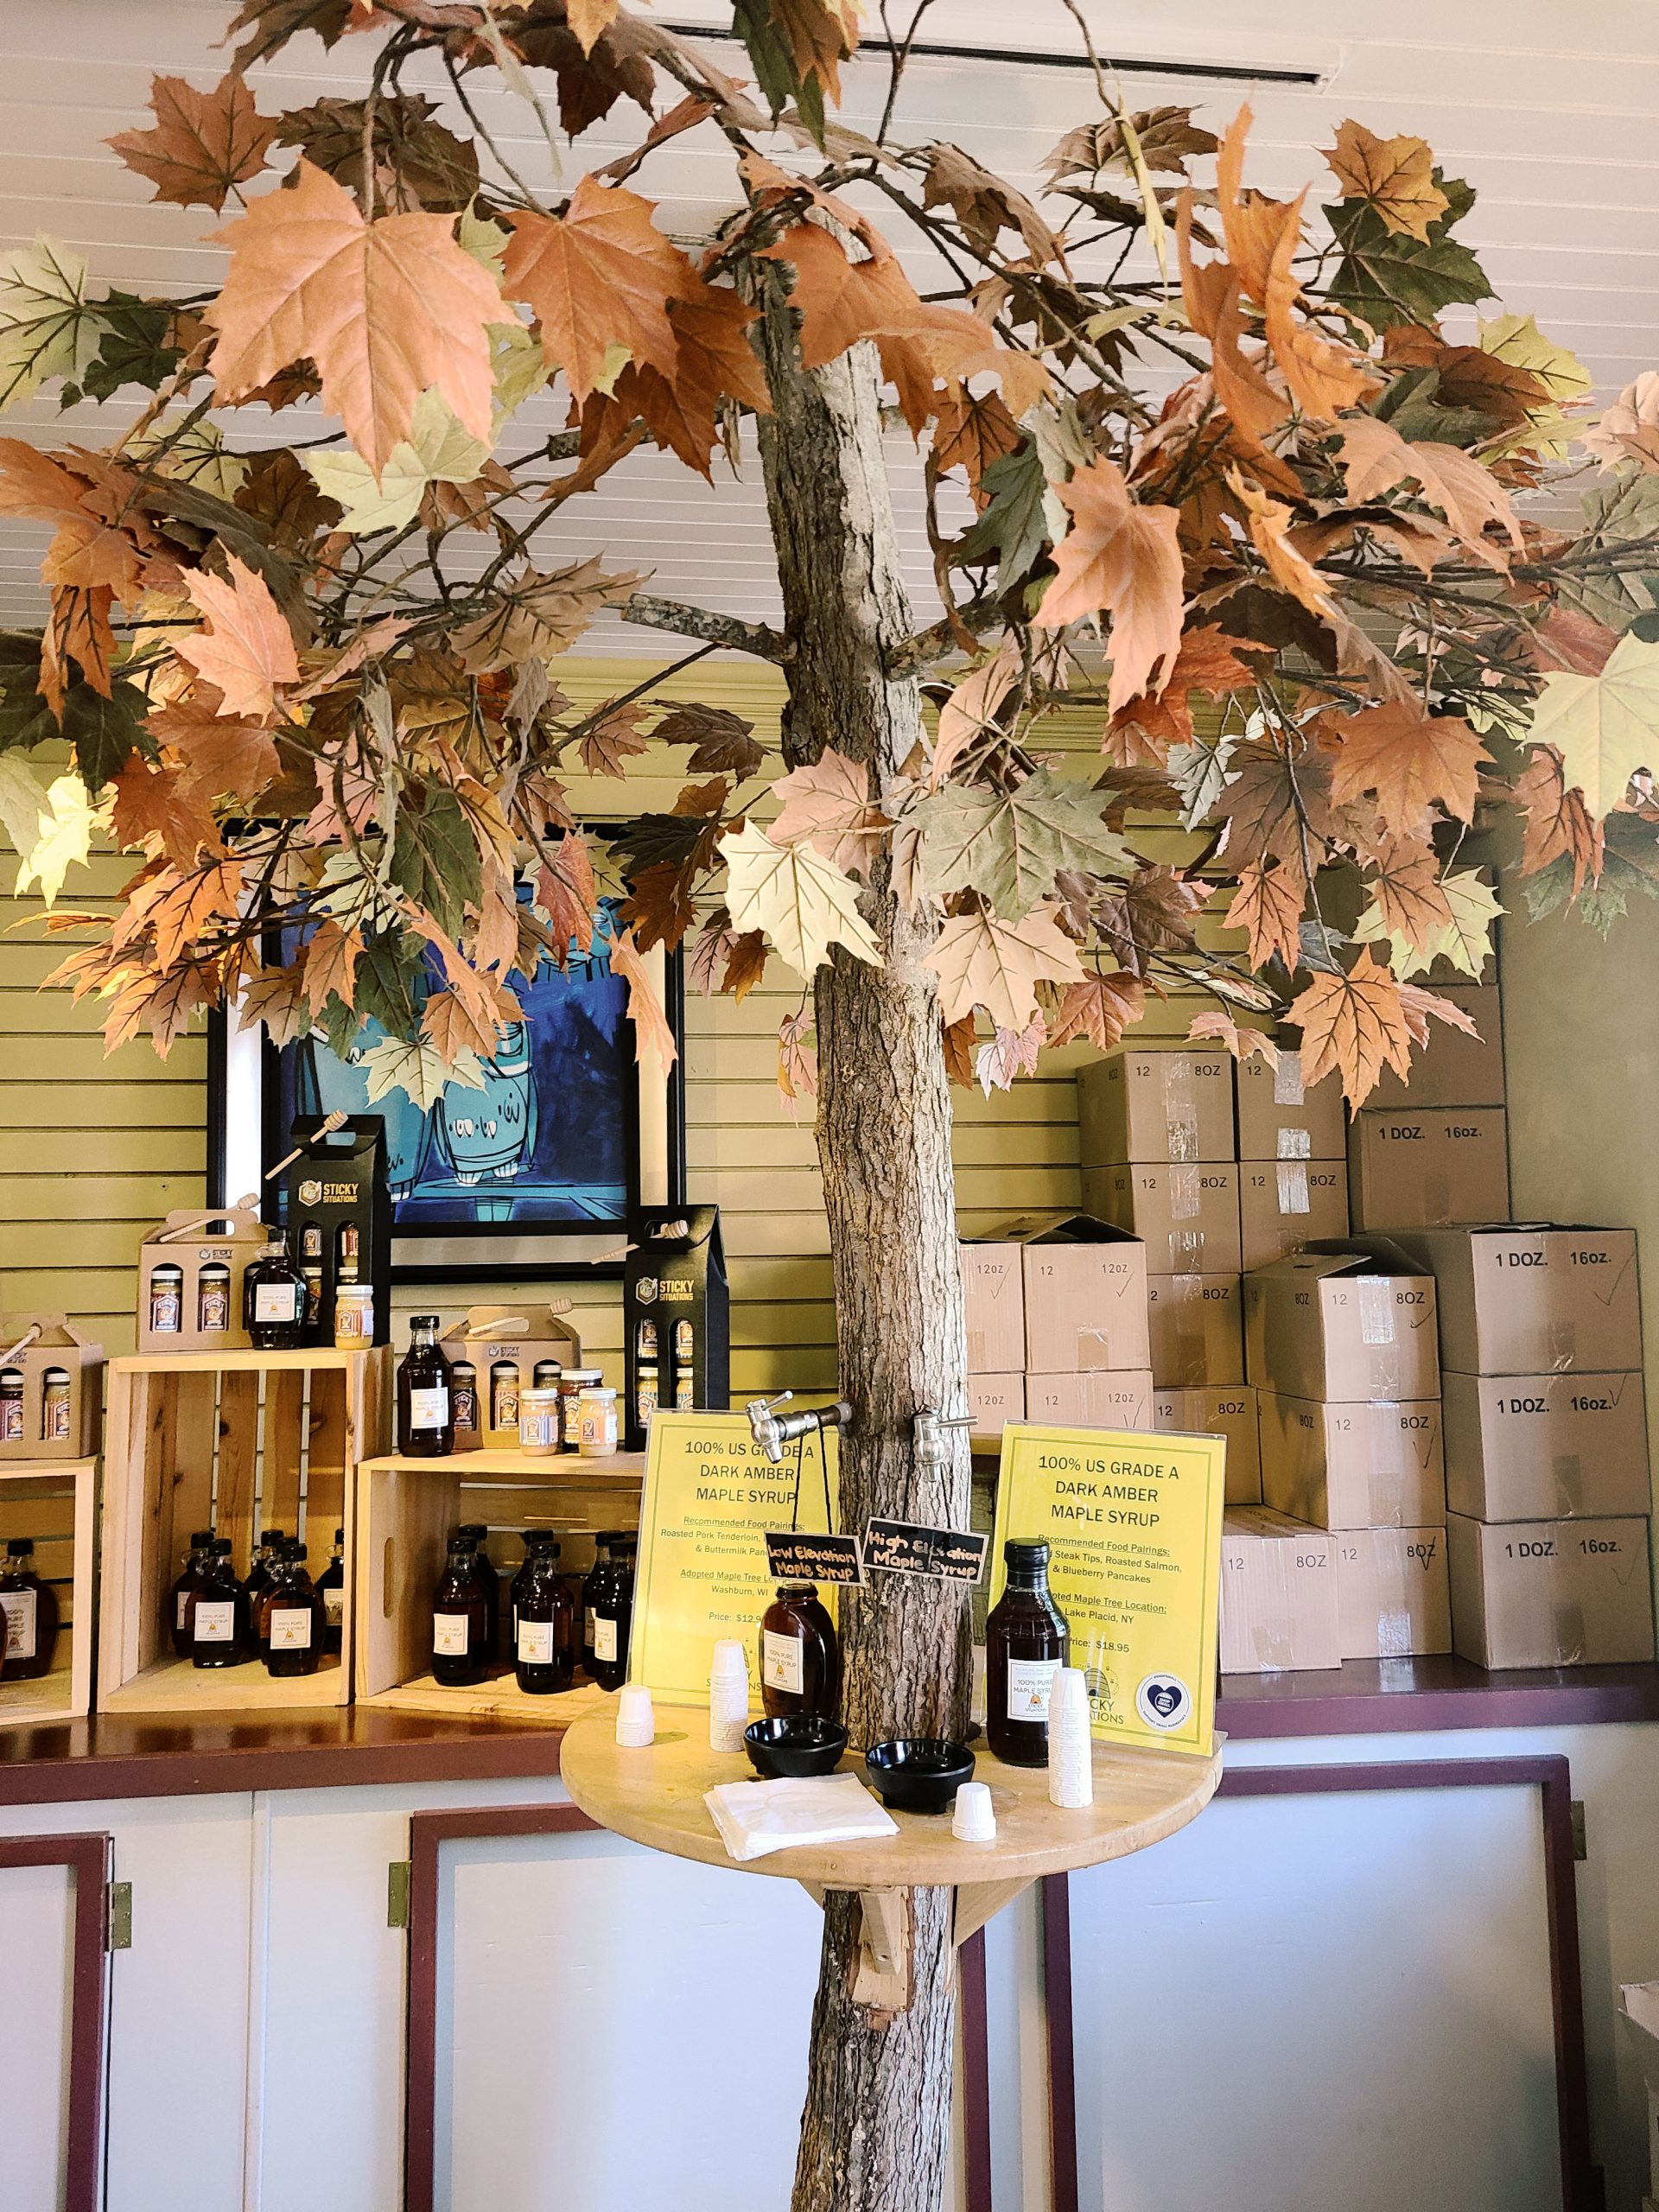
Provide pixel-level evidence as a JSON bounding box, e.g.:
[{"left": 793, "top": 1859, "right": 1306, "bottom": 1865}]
[{"left": 952, "top": 1780, "right": 996, "bottom": 1841}]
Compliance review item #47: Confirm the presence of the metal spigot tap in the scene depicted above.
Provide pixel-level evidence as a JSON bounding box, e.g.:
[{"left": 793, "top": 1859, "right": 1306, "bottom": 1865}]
[{"left": 745, "top": 1392, "right": 854, "bottom": 1465}]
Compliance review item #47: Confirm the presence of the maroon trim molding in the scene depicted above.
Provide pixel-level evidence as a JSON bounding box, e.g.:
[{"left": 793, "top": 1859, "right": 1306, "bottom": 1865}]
[
  {"left": 1043, "top": 1755, "right": 1594, "bottom": 2212},
  {"left": 0, "top": 1832, "right": 109, "bottom": 2212},
  {"left": 958, "top": 1929, "right": 993, "bottom": 2212},
  {"left": 1218, "top": 1656, "right": 1659, "bottom": 1738},
  {"left": 403, "top": 1804, "right": 997, "bottom": 2212}
]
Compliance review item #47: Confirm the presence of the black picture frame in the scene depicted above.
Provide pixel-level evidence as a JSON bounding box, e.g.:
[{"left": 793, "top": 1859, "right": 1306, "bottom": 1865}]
[{"left": 206, "top": 870, "right": 685, "bottom": 1285}]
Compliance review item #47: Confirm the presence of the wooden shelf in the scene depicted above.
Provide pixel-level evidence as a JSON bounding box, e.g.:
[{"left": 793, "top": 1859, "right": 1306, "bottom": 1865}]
[
  {"left": 111, "top": 1348, "right": 382, "bottom": 1374},
  {"left": 560, "top": 1707, "right": 1219, "bottom": 1908},
  {"left": 102, "top": 1653, "right": 349, "bottom": 1715},
  {"left": 362, "top": 1449, "right": 645, "bottom": 1486},
  {"left": 361, "top": 1673, "right": 613, "bottom": 1729}
]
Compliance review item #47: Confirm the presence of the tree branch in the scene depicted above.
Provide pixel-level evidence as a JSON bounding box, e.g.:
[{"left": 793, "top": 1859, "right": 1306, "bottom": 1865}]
[
  {"left": 621, "top": 592, "right": 786, "bottom": 661},
  {"left": 888, "top": 593, "right": 1005, "bottom": 676}
]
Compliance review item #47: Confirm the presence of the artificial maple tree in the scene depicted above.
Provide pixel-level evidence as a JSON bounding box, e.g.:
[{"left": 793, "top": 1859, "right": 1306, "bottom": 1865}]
[{"left": 3, "top": 8, "right": 1659, "bottom": 2207}]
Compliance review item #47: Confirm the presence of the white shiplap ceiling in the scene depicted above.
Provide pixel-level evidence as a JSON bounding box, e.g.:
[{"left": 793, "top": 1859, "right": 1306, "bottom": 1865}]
[{"left": 1, "top": 0, "right": 1656, "bottom": 647}]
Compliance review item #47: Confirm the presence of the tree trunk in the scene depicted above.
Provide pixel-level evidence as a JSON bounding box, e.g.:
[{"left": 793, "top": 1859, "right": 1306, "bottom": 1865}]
[{"left": 754, "top": 279, "right": 973, "bottom": 2212}]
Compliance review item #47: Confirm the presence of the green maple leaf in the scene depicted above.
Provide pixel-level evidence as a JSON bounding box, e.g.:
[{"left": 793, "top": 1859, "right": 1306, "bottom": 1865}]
[
  {"left": 912, "top": 767, "right": 1134, "bottom": 920},
  {"left": 956, "top": 446, "right": 1051, "bottom": 595},
  {"left": 1527, "top": 632, "right": 1659, "bottom": 818},
  {"left": 63, "top": 293, "right": 182, "bottom": 406},
  {"left": 1324, "top": 170, "right": 1492, "bottom": 333},
  {"left": 391, "top": 785, "right": 481, "bottom": 935},
  {"left": 0, "top": 634, "right": 150, "bottom": 789}
]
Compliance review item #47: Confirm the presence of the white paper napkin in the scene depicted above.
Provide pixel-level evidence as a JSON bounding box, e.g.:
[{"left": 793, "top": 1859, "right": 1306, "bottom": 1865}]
[{"left": 704, "top": 1773, "right": 899, "bottom": 1862}]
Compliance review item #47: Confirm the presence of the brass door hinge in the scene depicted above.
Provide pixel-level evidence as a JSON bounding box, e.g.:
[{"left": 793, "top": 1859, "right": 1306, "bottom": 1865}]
[
  {"left": 1570, "top": 1802, "right": 1588, "bottom": 1862},
  {"left": 387, "top": 1860, "right": 411, "bottom": 1929},
  {"left": 106, "top": 1881, "right": 132, "bottom": 1951}
]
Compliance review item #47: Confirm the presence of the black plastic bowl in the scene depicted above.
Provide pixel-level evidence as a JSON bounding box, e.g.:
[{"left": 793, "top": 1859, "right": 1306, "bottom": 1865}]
[
  {"left": 744, "top": 1715, "right": 849, "bottom": 1778},
  {"left": 863, "top": 1737, "right": 976, "bottom": 1815}
]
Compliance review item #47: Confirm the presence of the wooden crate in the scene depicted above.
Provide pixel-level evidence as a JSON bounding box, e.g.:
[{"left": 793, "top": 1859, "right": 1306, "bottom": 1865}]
[
  {"left": 355, "top": 1446, "right": 644, "bottom": 1726},
  {"left": 0, "top": 1459, "right": 96, "bottom": 1726},
  {"left": 99, "top": 1350, "right": 389, "bottom": 1714}
]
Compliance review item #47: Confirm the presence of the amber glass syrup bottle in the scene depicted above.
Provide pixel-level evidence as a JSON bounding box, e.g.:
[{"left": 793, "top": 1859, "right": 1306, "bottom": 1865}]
[
  {"left": 512, "top": 1533, "right": 575, "bottom": 1694},
  {"left": 0, "top": 1539, "right": 60, "bottom": 1681},
  {"left": 397, "top": 1316, "right": 454, "bottom": 1456},
  {"left": 315, "top": 1528, "right": 346, "bottom": 1656},
  {"left": 588, "top": 1535, "right": 635, "bottom": 1691},
  {"left": 985, "top": 1538, "right": 1070, "bottom": 1765},
  {"left": 261, "top": 1542, "right": 325, "bottom": 1677},
  {"left": 192, "top": 1540, "right": 250, "bottom": 1668},
  {"left": 167, "top": 1529, "right": 215, "bottom": 1659},
  {"left": 759, "top": 1583, "right": 842, "bottom": 1720},
  {"left": 431, "top": 1533, "right": 490, "bottom": 1686}
]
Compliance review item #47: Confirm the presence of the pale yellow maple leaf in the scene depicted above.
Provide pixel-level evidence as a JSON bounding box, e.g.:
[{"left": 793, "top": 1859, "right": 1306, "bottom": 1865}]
[
  {"left": 923, "top": 904, "right": 1084, "bottom": 1029},
  {"left": 13, "top": 773, "right": 107, "bottom": 906},
  {"left": 718, "top": 819, "right": 881, "bottom": 977},
  {"left": 1526, "top": 632, "right": 1659, "bottom": 818},
  {"left": 1354, "top": 868, "right": 1501, "bottom": 980}
]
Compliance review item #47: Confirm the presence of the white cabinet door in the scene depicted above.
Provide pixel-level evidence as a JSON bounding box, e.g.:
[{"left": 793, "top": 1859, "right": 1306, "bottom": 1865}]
[{"left": 0, "top": 1853, "right": 79, "bottom": 2210}]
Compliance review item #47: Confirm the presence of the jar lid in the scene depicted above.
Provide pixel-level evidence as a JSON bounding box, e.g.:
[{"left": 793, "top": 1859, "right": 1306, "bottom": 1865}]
[
  {"left": 521, "top": 1386, "right": 560, "bottom": 1403},
  {"left": 336, "top": 1283, "right": 372, "bottom": 1300},
  {"left": 563, "top": 1367, "right": 603, "bottom": 1384},
  {"left": 579, "top": 1385, "right": 616, "bottom": 1400}
]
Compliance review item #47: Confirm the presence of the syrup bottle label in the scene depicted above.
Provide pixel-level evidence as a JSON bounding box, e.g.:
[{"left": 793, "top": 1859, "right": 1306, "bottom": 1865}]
[
  {"left": 408, "top": 1386, "right": 449, "bottom": 1429},
  {"left": 323, "top": 1587, "right": 345, "bottom": 1627},
  {"left": 254, "top": 1283, "right": 301, "bottom": 1322},
  {"left": 433, "top": 1612, "right": 469, "bottom": 1656},
  {"left": 761, "top": 1628, "right": 804, "bottom": 1694},
  {"left": 0, "top": 1589, "right": 37, "bottom": 1661},
  {"left": 1006, "top": 1656, "right": 1060, "bottom": 1720},
  {"left": 518, "top": 1620, "right": 554, "bottom": 1664},
  {"left": 194, "top": 1600, "right": 236, "bottom": 1645},
  {"left": 592, "top": 1617, "right": 619, "bottom": 1664},
  {"left": 270, "top": 1608, "right": 313, "bottom": 1651}
]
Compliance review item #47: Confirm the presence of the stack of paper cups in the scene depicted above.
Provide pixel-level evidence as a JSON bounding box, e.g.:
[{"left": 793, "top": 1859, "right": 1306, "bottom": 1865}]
[
  {"left": 952, "top": 1780, "right": 996, "bottom": 1842},
  {"left": 615, "top": 1682, "right": 656, "bottom": 1748},
  {"left": 1047, "top": 1669, "right": 1093, "bottom": 1809},
  {"left": 709, "top": 1639, "right": 750, "bottom": 1752}
]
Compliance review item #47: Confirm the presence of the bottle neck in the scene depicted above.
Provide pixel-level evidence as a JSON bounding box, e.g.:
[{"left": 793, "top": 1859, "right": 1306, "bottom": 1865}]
[{"left": 1005, "top": 1568, "right": 1049, "bottom": 1595}]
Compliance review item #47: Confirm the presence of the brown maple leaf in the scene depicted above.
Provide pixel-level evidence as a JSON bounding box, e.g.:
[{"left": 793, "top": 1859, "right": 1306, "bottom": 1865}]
[
  {"left": 1212, "top": 739, "right": 1336, "bottom": 874},
  {"left": 653, "top": 701, "right": 765, "bottom": 777},
  {"left": 769, "top": 749, "right": 891, "bottom": 877},
  {"left": 1287, "top": 946, "right": 1421, "bottom": 1105},
  {"left": 1090, "top": 866, "right": 1207, "bottom": 976},
  {"left": 722, "top": 930, "right": 768, "bottom": 1001},
  {"left": 921, "top": 143, "right": 1060, "bottom": 264},
  {"left": 1515, "top": 746, "right": 1605, "bottom": 891},
  {"left": 1324, "top": 119, "right": 1448, "bottom": 241},
  {"left": 1044, "top": 971, "right": 1146, "bottom": 1050},
  {"left": 778, "top": 1005, "right": 818, "bottom": 1109},
  {"left": 1225, "top": 861, "right": 1303, "bottom": 970},
  {"left": 110, "top": 760, "right": 225, "bottom": 869},
  {"left": 976, "top": 1014, "right": 1046, "bottom": 1094},
  {"left": 1364, "top": 841, "right": 1456, "bottom": 949},
  {"left": 536, "top": 830, "right": 598, "bottom": 961},
  {"left": 207, "top": 156, "right": 502, "bottom": 474},
  {"left": 302, "top": 917, "right": 362, "bottom": 1015},
  {"left": 942, "top": 1013, "right": 978, "bottom": 1089},
  {"left": 109, "top": 72, "right": 278, "bottom": 213},
  {"left": 612, "top": 924, "right": 679, "bottom": 1072},
  {"left": 1326, "top": 702, "right": 1490, "bottom": 837},
  {"left": 1337, "top": 417, "right": 1523, "bottom": 575},
  {"left": 1034, "top": 458, "right": 1185, "bottom": 713},
  {"left": 503, "top": 177, "right": 696, "bottom": 407},
  {"left": 1188, "top": 1008, "right": 1278, "bottom": 1065},
  {"left": 237, "top": 963, "right": 312, "bottom": 1047},
  {"left": 147, "top": 699, "right": 282, "bottom": 804},
  {"left": 1262, "top": 190, "right": 1380, "bottom": 421},
  {"left": 621, "top": 861, "right": 699, "bottom": 954},
  {"left": 1109, "top": 625, "right": 1258, "bottom": 756},
  {"left": 931, "top": 386, "right": 1020, "bottom": 507},
  {"left": 580, "top": 700, "right": 652, "bottom": 778},
  {"left": 450, "top": 558, "right": 646, "bottom": 672}
]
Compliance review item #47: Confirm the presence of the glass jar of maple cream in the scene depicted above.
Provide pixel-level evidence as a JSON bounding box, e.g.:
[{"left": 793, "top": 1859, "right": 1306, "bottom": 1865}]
[{"left": 576, "top": 1386, "right": 618, "bottom": 1457}]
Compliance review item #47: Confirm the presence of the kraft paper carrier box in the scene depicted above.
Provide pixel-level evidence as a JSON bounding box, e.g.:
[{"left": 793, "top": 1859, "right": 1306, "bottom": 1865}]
[
  {"left": 280, "top": 1116, "right": 392, "bottom": 1346},
  {"left": 136, "top": 1205, "right": 271, "bottom": 1354},
  {"left": 0, "top": 1315, "right": 103, "bottom": 1461},
  {"left": 622, "top": 1205, "right": 729, "bottom": 1450},
  {"left": 440, "top": 1303, "right": 582, "bottom": 1448},
  {"left": 958, "top": 1211, "right": 1152, "bottom": 1434},
  {"left": 1390, "top": 1223, "right": 1656, "bottom": 1668},
  {"left": 1243, "top": 1237, "right": 1452, "bottom": 1658}
]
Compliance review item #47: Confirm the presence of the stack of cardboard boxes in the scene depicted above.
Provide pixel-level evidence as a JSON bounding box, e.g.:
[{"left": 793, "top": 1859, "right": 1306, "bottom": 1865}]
[
  {"left": 1234, "top": 1238, "right": 1452, "bottom": 1665},
  {"left": 959, "top": 1212, "right": 1153, "bottom": 1434},
  {"left": 1394, "top": 1225, "right": 1656, "bottom": 1668},
  {"left": 1351, "top": 976, "right": 1510, "bottom": 1230}
]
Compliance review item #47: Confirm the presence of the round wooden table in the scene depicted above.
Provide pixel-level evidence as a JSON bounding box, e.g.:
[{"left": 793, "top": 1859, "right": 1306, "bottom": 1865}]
[{"left": 560, "top": 1707, "right": 1222, "bottom": 2009}]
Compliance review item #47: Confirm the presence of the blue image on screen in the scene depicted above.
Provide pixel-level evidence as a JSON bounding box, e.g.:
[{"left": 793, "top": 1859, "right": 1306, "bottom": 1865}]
[{"left": 279, "top": 898, "right": 632, "bottom": 1227}]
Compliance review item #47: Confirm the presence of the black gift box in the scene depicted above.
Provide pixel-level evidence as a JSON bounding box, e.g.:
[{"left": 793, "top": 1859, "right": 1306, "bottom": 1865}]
[
  {"left": 622, "top": 1205, "right": 729, "bottom": 1448},
  {"left": 281, "top": 1116, "right": 392, "bottom": 1346}
]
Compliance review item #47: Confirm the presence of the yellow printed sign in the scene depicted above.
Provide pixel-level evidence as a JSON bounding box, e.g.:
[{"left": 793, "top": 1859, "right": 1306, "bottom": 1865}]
[
  {"left": 988, "top": 1422, "right": 1226, "bottom": 1757},
  {"left": 628, "top": 1411, "right": 838, "bottom": 1705}
]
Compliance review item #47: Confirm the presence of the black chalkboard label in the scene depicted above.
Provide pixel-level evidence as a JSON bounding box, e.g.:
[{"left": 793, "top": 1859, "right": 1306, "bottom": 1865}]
[
  {"left": 863, "top": 1518, "right": 988, "bottom": 1584},
  {"left": 765, "top": 1530, "right": 866, "bottom": 1585}
]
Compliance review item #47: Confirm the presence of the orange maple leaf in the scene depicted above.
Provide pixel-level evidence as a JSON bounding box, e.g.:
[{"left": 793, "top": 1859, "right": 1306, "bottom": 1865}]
[
  {"left": 1327, "top": 701, "right": 1491, "bottom": 836},
  {"left": 1225, "top": 861, "right": 1304, "bottom": 970},
  {"left": 1515, "top": 746, "right": 1604, "bottom": 892},
  {"left": 1287, "top": 947, "right": 1419, "bottom": 1106},
  {"left": 1263, "top": 189, "right": 1379, "bottom": 421},
  {"left": 109, "top": 72, "right": 278, "bottom": 213},
  {"left": 1109, "top": 624, "right": 1257, "bottom": 756},
  {"left": 110, "top": 760, "right": 225, "bottom": 868},
  {"left": 1044, "top": 971, "right": 1146, "bottom": 1051},
  {"left": 503, "top": 177, "right": 696, "bottom": 407},
  {"left": 1033, "top": 458, "right": 1185, "bottom": 713},
  {"left": 176, "top": 554, "right": 300, "bottom": 719},
  {"left": 207, "top": 156, "right": 502, "bottom": 473},
  {"left": 611, "top": 924, "right": 679, "bottom": 1073}
]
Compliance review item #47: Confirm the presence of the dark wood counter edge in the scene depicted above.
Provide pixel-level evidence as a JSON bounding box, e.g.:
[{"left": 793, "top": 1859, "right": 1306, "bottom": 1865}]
[{"left": 2, "top": 1659, "right": 1656, "bottom": 1805}]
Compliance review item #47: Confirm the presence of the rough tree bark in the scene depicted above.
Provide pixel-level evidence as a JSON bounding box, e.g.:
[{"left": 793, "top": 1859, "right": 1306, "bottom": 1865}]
[{"left": 753, "top": 276, "right": 974, "bottom": 2212}]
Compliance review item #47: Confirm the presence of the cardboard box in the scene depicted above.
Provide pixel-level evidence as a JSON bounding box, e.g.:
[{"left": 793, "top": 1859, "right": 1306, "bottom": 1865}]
[
  {"left": 623, "top": 1205, "right": 729, "bottom": 1446},
  {"left": 1026, "top": 1370, "right": 1154, "bottom": 1429},
  {"left": 1371, "top": 981, "right": 1504, "bottom": 1109},
  {"left": 1077, "top": 1048, "right": 1236, "bottom": 1165},
  {"left": 1219, "top": 1506, "right": 1341, "bottom": 1673},
  {"left": 1349, "top": 1108, "right": 1510, "bottom": 1230},
  {"left": 1335, "top": 1527, "right": 1452, "bottom": 1658},
  {"left": 1258, "top": 1392, "right": 1446, "bottom": 1530},
  {"left": 1391, "top": 1224, "right": 1643, "bottom": 1376},
  {"left": 1235, "top": 1049, "right": 1347, "bottom": 1162},
  {"left": 1616, "top": 1981, "right": 1659, "bottom": 2202},
  {"left": 283, "top": 1118, "right": 392, "bottom": 1345},
  {"left": 1081, "top": 1163, "right": 1241, "bottom": 1274},
  {"left": 959, "top": 1243, "right": 1025, "bottom": 1373},
  {"left": 442, "top": 1304, "right": 582, "bottom": 1449},
  {"left": 1243, "top": 1240, "right": 1440, "bottom": 1402},
  {"left": 1442, "top": 1370, "right": 1650, "bottom": 1522},
  {"left": 977, "top": 1213, "right": 1151, "bottom": 1373},
  {"left": 1146, "top": 1274, "right": 1243, "bottom": 1387},
  {"left": 967, "top": 1373, "right": 1023, "bottom": 1433},
  {"left": 0, "top": 1316, "right": 102, "bottom": 1462},
  {"left": 136, "top": 1206, "right": 270, "bottom": 1354},
  {"left": 1154, "top": 1384, "right": 1261, "bottom": 1504},
  {"left": 1239, "top": 1160, "right": 1350, "bottom": 1270},
  {"left": 1446, "top": 1513, "right": 1656, "bottom": 1668}
]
